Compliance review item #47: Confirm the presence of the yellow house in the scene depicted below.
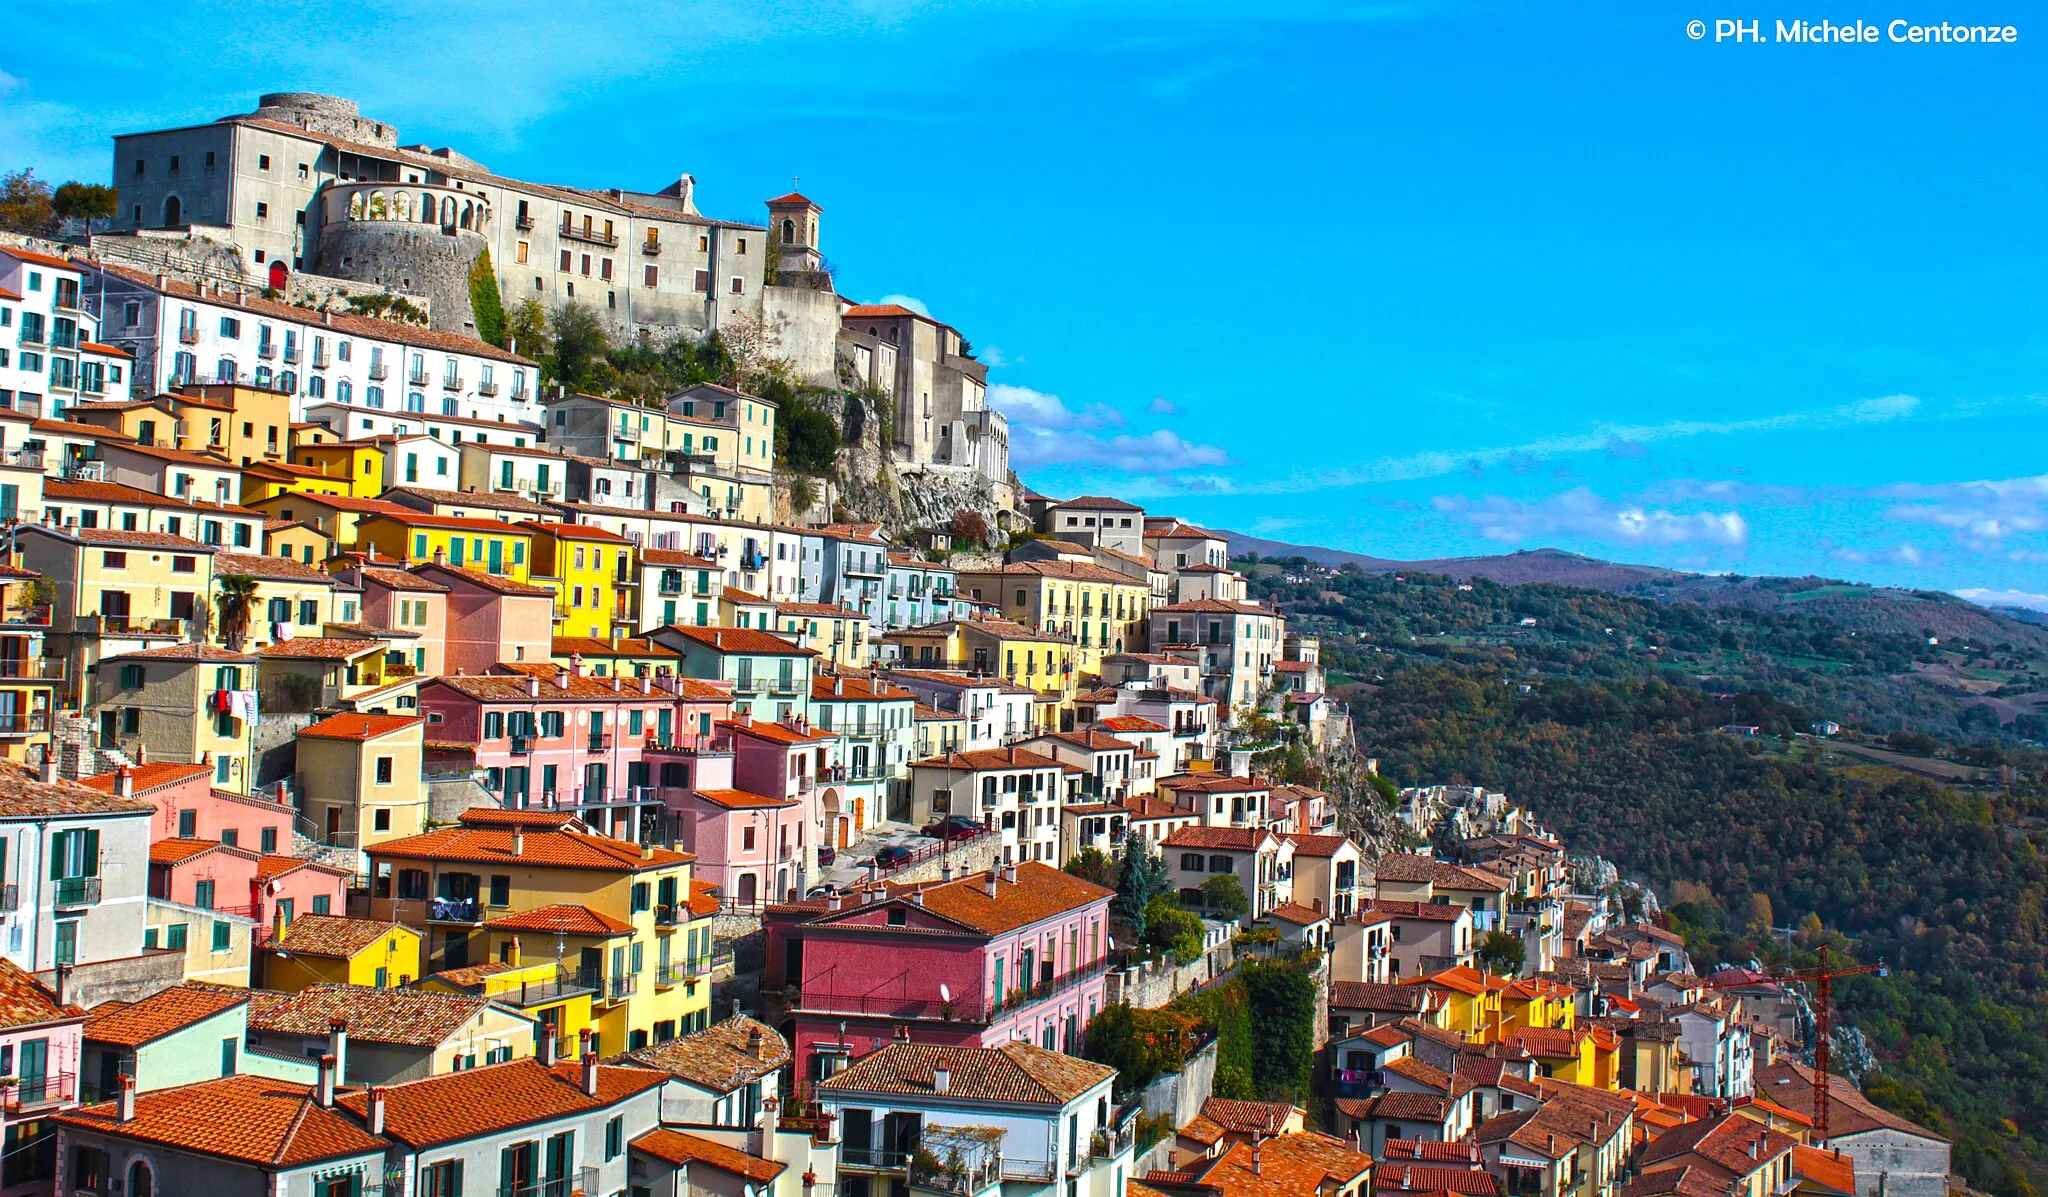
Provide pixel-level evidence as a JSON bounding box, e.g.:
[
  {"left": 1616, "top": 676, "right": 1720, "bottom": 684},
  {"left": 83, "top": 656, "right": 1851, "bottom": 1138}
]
[
  {"left": 295, "top": 711, "right": 427, "bottom": 850},
  {"left": 16, "top": 524, "right": 220, "bottom": 706},
  {"left": 210, "top": 551, "right": 340, "bottom": 652},
  {"left": 295, "top": 440, "right": 391, "bottom": 498},
  {"left": 263, "top": 914, "right": 426, "bottom": 990},
  {"left": 353, "top": 510, "right": 534, "bottom": 578},
  {"left": 883, "top": 616, "right": 1078, "bottom": 726},
  {"left": 418, "top": 954, "right": 598, "bottom": 1064},
  {"left": 1504, "top": 1024, "right": 1621, "bottom": 1089},
  {"left": 774, "top": 601, "right": 869, "bottom": 669},
  {"left": 523, "top": 521, "right": 628, "bottom": 638},
  {"left": 1403, "top": 966, "right": 1510, "bottom": 1040},
  {"left": 954, "top": 560, "right": 1151, "bottom": 683},
  {"left": 247, "top": 491, "right": 422, "bottom": 551},
  {"left": 362, "top": 808, "right": 719, "bottom": 1055},
  {"left": 177, "top": 382, "right": 296, "bottom": 468},
  {"left": 94, "top": 642, "right": 258, "bottom": 791},
  {"left": 1503, "top": 977, "right": 1578, "bottom": 1034},
  {"left": 264, "top": 519, "right": 333, "bottom": 566},
  {"left": 239, "top": 459, "right": 353, "bottom": 505},
  {"left": 0, "top": 569, "right": 60, "bottom": 763}
]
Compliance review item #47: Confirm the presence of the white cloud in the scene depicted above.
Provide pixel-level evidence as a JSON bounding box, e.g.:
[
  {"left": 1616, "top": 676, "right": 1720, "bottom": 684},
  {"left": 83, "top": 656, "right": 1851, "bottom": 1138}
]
[
  {"left": 977, "top": 345, "right": 1015, "bottom": 368},
  {"left": 1431, "top": 487, "right": 1748, "bottom": 548},
  {"left": 1147, "top": 397, "right": 1180, "bottom": 416},
  {"left": 1230, "top": 393, "right": 1924, "bottom": 496},
  {"left": 1954, "top": 588, "right": 2048, "bottom": 614},
  {"left": 1884, "top": 474, "right": 2048, "bottom": 550},
  {"left": 991, "top": 383, "right": 1227, "bottom": 474},
  {"left": 874, "top": 293, "right": 931, "bottom": 317}
]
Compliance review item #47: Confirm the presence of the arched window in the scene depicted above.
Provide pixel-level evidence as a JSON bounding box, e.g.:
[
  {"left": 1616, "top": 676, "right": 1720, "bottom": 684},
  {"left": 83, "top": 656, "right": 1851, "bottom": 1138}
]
[
  {"left": 367, "top": 191, "right": 387, "bottom": 219},
  {"left": 128, "top": 1161, "right": 154, "bottom": 1197},
  {"left": 441, "top": 196, "right": 456, "bottom": 226},
  {"left": 347, "top": 192, "right": 364, "bottom": 220},
  {"left": 782, "top": 217, "right": 795, "bottom": 244},
  {"left": 461, "top": 201, "right": 473, "bottom": 230},
  {"left": 420, "top": 192, "right": 434, "bottom": 223},
  {"left": 394, "top": 191, "right": 413, "bottom": 221},
  {"left": 163, "top": 195, "right": 182, "bottom": 227}
]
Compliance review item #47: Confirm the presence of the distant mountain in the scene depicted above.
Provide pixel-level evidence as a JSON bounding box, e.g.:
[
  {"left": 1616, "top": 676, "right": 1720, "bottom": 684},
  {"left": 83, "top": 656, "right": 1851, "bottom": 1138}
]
[{"left": 1220, "top": 532, "right": 2048, "bottom": 655}]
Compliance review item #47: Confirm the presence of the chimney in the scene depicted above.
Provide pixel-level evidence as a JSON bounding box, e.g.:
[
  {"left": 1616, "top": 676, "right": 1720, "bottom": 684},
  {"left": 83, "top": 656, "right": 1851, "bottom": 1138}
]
[
  {"left": 53, "top": 964, "right": 72, "bottom": 1009},
  {"left": 512, "top": 828, "right": 524, "bottom": 856},
  {"left": 579, "top": 1028, "right": 594, "bottom": 1060},
  {"left": 1251, "top": 1147, "right": 1262, "bottom": 1176},
  {"left": 117, "top": 1073, "right": 137, "bottom": 1122},
  {"left": 317, "top": 1053, "right": 337, "bottom": 1108},
  {"left": 909, "top": 889, "right": 926, "bottom": 907},
  {"left": 114, "top": 765, "right": 134, "bottom": 798},
  {"left": 554, "top": 666, "right": 570, "bottom": 690},
  {"left": 582, "top": 1052, "right": 601, "bottom": 1097},
  {"left": 526, "top": 674, "right": 540, "bottom": 697},
  {"left": 983, "top": 869, "right": 998, "bottom": 898},
  {"left": 540, "top": 1031, "right": 559, "bottom": 1067},
  {"left": 1002, "top": 862, "right": 1018, "bottom": 884},
  {"left": 640, "top": 674, "right": 652, "bottom": 695},
  {"left": 37, "top": 751, "right": 55, "bottom": 784},
  {"left": 893, "top": 1024, "right": 911, "bottom": 1042},
  {"left": 367, "top": 1086, "right": 386, "bottom": 1134},
  {"left": 433, "top": 547, "right": 447, "bottom": 566},
  {"left": 328, "top": 1019, "right": 349, "bottom": 1081},
  {"left": 747, "top": 1027, "right": 765, "bottom": 1055},
  {"left": 932, "top": 1058, "right": 951, "bottom": 1094},
  {"left": 610, "top": 675, "right": 622, "bottom": 693},
  {"left": 569, "top": 653, "right": 585, "bottom": 678}
]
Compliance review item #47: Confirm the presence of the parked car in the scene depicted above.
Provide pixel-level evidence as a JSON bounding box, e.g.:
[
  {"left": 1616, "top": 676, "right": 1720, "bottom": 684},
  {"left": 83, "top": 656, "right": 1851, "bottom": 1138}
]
[
  {"left": 816, "top": 845, "right": 837, "bottom": 867},
  {"left": 921, "top": 817, "right": 982, "bottom": 843},
  {"left": 806, "top": 883, "right": 839, "bottom": 899},
  {"left": 873, "top": 844, "right": 914, "bottom": 869}
]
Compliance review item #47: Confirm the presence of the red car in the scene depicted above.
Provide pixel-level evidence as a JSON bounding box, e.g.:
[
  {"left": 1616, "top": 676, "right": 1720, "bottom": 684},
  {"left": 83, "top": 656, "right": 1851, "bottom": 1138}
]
[{"left": 921, "top": 817, "right": 982, "bottom": 843}]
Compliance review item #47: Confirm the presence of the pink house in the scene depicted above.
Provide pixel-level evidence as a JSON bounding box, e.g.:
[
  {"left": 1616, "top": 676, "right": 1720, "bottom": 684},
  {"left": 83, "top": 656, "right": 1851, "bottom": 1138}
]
[
  {"left": 414, "top": 562, "right": 555, "bottom": 675},
  {"left": 337, "top": 563, "right": 450, "bottom": 678},
  {"left": 0, "top": 959, "right": 85, "bottom": 1194},
  {"left": 82, "top": 762, "right": 296, "bottom": 857},
  {"left": 763, "top": 861, "right": 1115, "bottom": 1078},
  {"left": 148, "top": 839, "right": 349, "bottom": 939},
  {"left": 676, "top": 785, "right": 803, "bottom": 908},
  {"left": 418, "top": 665, "right": 733, "bottom": 844}
]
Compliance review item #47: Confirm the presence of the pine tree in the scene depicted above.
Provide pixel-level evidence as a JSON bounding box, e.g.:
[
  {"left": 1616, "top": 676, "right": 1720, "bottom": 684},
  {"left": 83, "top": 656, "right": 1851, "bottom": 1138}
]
[
  {"left": 1112, "top": 835, "right": 1158, "bottom": 939},
  {"left": 468, "top": 248, "right": 506, "bottom": 347}
]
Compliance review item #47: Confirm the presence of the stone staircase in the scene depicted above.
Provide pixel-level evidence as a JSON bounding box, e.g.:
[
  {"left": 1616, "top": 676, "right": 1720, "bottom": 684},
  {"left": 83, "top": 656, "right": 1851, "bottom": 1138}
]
[{"left": 36, "top": 714, "right": 132, "bottom": 780}]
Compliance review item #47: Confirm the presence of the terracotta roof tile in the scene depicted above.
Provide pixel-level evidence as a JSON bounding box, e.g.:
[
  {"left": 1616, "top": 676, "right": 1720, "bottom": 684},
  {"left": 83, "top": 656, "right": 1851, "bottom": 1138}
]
[
  {"left": 369, "top": 811, "right": 691, "bottom": 872},
  {"left": 79, "top": 761, "right": 212, "bottom": 795},
  {"left": 665, "top": 624, "right": 814, "bottom": 656},
  {"left": 0, "top": 959, "right": 84, "bottom": 1030},
  {"left": 1161, "top": 826, "right": 1273, "bottom": 851},
  {"left": 334, "top": 1058, "right": 662, "bottom": 1148},
  {"left": 485, "top": 904, "right": 635, "bottom": 937},
  {"left": 56, "top": 1073, "right": 387, "bottom": 1167},
  {"left": 258, "top": 637, "right": 385, "bottom": 660},
  {"left": 820, "top": 1040, "right": 1112, "bottom": 1105},
  {"left": 614, "top": 1014, "right": 788, "bottom": 1093},
  {"left": 245, "top": 984, "right": 507, "bottom": 1048},
  {"left": 85, "top": 984, "right": 247, "bottom": 1047},
  {"left": 0, "top": 762, "right": 155, "bottom": 818},
  {"left": 299, "top": 712, "right": 423, "bottom": 741},
  {"left": 632, "top": 1127, "right": 787, "bottom": 1181},
  {"left": 267, "top": 915, "right": 413, "bottom": 960}
]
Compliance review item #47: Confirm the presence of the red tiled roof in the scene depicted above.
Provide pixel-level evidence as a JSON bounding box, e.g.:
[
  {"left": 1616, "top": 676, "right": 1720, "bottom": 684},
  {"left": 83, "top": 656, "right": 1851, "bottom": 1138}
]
[
  {"left": 694, "top": 788, "right": 797, "bottom": 810},
  {"left": 79, "top": 761, "right": 211, "bottom": 795},
  {"left": 299, "top": 712, "right": 423, "bottom": 741},
  {"left": 335, "top": 1058, "right": 664, "bottom": 1148},
  {"left": 1376, "top": 1165, "right": 1501, "bottom": 1196},
  {"left": 267, "top": 915, "right": 413, "bottom": 960},
  {"left": 486, "top": 904, "right": 636, "bottom": 937},
  {"left": 369, "top": 810, "right": 692, "bottom": 871},
  {"left": 0, "top": 959, "right": 84, "bottom": 1031},
  {"left": 85, "top": 984, "right": 248, "bottom": 1047},
  {"left": 819, "top": 1040, "right": 1112, "bottom": 1104},
  {"left": 632, "top": 1127, "right": 788, "bottom": 1181},
  {"left": 57, "top": 1073, "right": 387, "bottom": 1167},
  {"left": 665, "top": 624, "right": 813, "bottom": 656},
  {"left": 258, "top": 637, "right": 385, "bottom": 661},
  {"left": 1161, "top": 826, "right": 1272, "bottom": 851},
  {"left": 909, "top": 747, "right": 1071, "bottom": 772}
]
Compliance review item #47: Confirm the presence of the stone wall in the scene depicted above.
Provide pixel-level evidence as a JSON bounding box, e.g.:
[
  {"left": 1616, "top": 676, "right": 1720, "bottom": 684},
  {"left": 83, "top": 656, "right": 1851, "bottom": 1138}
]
[
  {"left": 1135, "top": 1038, "right": 1219, "bottom": 1127},
  {"left": 883, "top": 836, "right": 1002, "bottom": 887},
  {"left": 41, "top": 951, "right": 186, "bottom": 1009},
  {"left": 762, "top": 280, "right": 843, "bottom": 387},
  {"left": 1106, "top": 939, "right": 1238, "bottom": 1010},
  {"left": 253, "top": 711, "right": 317, "bottom": 790},
  {"left": 315, "top": 220, "right": 485, "bottom": 335},
  {"left": 428, "top": 775, "right": 495, "bottom": 823}
]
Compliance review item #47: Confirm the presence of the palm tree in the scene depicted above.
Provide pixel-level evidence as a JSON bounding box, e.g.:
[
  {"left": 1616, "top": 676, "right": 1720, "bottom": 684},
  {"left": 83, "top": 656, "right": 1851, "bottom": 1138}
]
[{"left": 215, "top": 575, "right": 260, "bottom": 650}]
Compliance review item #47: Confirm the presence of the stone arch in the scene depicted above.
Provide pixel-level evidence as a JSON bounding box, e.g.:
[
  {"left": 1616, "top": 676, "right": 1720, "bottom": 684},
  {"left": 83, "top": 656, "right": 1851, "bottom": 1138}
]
[
  {"left": 347, "top": 192, "right": 364, "bottom": 220},
  {"left": 162, "top": 194, "right": 182, "bottom": 227},
  {"left": 420, "top": 191, "right": 434, "bottom": 222},
  {"left": 736, "top": 872, "right": 758, "bottom": 905},
  {"left": 441, "top": 196, "right": 456, "bottom": 226},
  {"left": 367, "top": 190, "right": 388, "bottom": 219},
  {"left": 394, "top": 191, "right": 413, "bottom": 221},
  {"left": 782, "top": 217, "right": 796, "bottom": 244},
  {"left": 461, "top": 200, "right": 474, "bottom": 229},
  {"left": 128, "top": 1161, "right": 155, "bottom": 1197}
]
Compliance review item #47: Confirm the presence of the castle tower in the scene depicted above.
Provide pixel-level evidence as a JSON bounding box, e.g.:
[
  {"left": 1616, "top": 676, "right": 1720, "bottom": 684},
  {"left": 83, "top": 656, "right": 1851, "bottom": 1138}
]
[{"left": 765, "top": 192, "right": 822, "bottom": 274}]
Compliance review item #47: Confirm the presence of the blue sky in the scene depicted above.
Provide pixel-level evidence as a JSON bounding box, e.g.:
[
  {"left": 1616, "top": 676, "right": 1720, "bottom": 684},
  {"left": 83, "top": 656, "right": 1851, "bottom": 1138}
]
[{"left": 6, "top": 1, "right": 2046, "bottom": 606}]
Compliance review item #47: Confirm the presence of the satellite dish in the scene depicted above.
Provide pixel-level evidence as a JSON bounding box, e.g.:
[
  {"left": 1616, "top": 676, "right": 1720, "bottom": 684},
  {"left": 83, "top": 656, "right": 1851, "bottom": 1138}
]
[{"left": 939, "top": 983, "right": 951, "bottom": 1002}]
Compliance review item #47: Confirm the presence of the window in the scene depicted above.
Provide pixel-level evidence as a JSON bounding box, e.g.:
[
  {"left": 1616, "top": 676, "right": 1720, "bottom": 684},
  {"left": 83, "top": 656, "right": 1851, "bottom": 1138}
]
[
  {"left": 103, "top": 551, "right": 127, "bottom": 569},
  {"left": 606, "top": 1116, "right": 624, "bottom": 1160},
  {"left": 375, "top": 756, "right": 394, "bottom": 784},
  {"left": 165, "top": 923, "right": 188, "bottom": 950},
  {"left": 421, "top": 1160, "right": 464, "bottom": 1197},
  {"left": 258, "top": 154, "right": 271, "bottom": 170},
  {"left": 693, "top": 269, "right": 711, "bottom": 292},
  {"left": 261, "top": 827, "right": 278, "bottom": 853},
  {"left": 211, "top": 919, "right": 232, "bottom": 951},
  {"left": 490, "top": 875, "right": 512, "bottom": 906},
  {"left": 730, "top": 276, "right": 744, "bottom": 294},
  {"left": 644, "top": 263, "right": 658, "bottom": 287},
  {"left": 255, "top": 202, "right": 269, "bottom": 219}
]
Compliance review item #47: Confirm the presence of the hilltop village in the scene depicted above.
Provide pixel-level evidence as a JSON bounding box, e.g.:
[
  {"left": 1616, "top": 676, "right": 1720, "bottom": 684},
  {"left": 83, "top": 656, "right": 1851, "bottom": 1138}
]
[{"left": 0, "top": 91, "right": 1950, "bottom": 1197}]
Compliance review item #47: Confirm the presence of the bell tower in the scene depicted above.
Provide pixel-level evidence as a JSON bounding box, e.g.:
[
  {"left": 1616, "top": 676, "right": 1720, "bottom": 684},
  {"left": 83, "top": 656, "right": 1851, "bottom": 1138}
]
[{"left": 765, "top": 189, "right": 822, "bottom": 274}]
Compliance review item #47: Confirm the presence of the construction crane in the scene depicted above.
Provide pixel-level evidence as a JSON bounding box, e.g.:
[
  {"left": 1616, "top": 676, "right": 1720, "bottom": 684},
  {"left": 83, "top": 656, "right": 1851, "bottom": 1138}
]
[{"left": 1694, "top": 943, "right": 1886, "bottom": 1140}]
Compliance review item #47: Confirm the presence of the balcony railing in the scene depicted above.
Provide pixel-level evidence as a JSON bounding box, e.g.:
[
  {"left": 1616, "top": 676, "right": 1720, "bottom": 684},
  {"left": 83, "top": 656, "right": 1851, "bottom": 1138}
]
[
  {"left": 257, "top": 342, "right": 277, "bottom": 359},
  {"left": 509, "top": 737, "right": 531, "bottom": 755},
  {"left": 0, "top": 711, "right": 55, "bottom": 736},
  {"left": 0, "top": 884, "right": 16, "bottom": 913},
  {"left": 479, "top": 380, "right": 499, "bottom": 396},
  {"left": 178, "top": 326, "right": 200, "bottom": 344},
  {"left": 607, "top": 974, "right": 637, "bottom": 1002},
  {"left": 0, "top": 659, "right": 63, "bottom": 679},
  {"left": 641, "top": 240, "right": 662, "bottom": 256},
  {"left": 442, "top": 375, "right": 463, "bottom": 391},
  {"left": 426, "top": 896, "right": 482, "bottom": 923},
  {"left": 0, "top": 448, "right": 44, "bottom": 470},
  {"left": 654, "top": 903, "right": 684, "bottom": 927},
  {"left": 3, "top": 1071, "right": 75, "bottom": 1112},
  {"left": 516, "top": 213, "right": 537, "bottom": 231},
  {"left": 369, "top": 362, "right": 389, "bottom": 380},
  {"left": 559, "top": 223, "right": 618, "bottom": 247},
  {"left": 655, "top": 962, "right": 683, "bottom": 988},
  {"left": 313, "top": 351, "right": 331, "bottom": 369},
  {"left": 408, "top": 370, "right": 429, "bottom": 387},
  {"left": 54, "top": 876, "right": 101, "bottom": 907},
  {"left": 587, "top": 733, "right": 612, "bottom": 752},
  {"left": 496, "top": 1170, "right": 597, "bottom": 1197}
]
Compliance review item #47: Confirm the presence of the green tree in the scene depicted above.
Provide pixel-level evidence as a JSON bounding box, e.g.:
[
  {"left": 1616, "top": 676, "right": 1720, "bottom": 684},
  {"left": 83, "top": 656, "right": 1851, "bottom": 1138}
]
[
  {"left": 1142, "top": 895, "right": 1205, "bottom": 965},
  {"left": 0, "top": 169, "right": 55, "bottom": 236},
  {"left": 1112, "top": 834, "right": 1166, "bottom": 938},
  {"left": 1242, "top": 960, "right": 1319, "bottom": 1102},
  {"left": 51, "top": 181, "right": 116, "bottom": 236},
  {"left": 1065, "top": 846, "right": 1118, "bottom": 890},
  {"left": 468, "top": 248, "right": 506, "bottom": 347},
  {"left": 506, "top": 298, "right": 550, "bottom": 360},
  {"left": 1475, "top": 930, "right": 1527, "bottom": 977},
  {"left": 214, "top": 575, "right": 261, "bottom": 651},
  {"left": 776, "top": 394, "right": 841, "bottom": 475},
  {"left": 1199, "top": 874, "right": 1248, "bottom": 922},
  {"left": 549, "top": 303, "right": 610, "bottom": 390}
]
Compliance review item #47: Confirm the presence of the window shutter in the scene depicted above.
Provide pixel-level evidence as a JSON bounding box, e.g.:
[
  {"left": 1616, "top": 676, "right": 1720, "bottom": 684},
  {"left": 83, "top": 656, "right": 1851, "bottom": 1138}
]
[
  {"left": 84, "top": 829, "right": 101, "bottom": 876},
  {"left": 49, "top": 830, "right": 65, "bottom": 879}
]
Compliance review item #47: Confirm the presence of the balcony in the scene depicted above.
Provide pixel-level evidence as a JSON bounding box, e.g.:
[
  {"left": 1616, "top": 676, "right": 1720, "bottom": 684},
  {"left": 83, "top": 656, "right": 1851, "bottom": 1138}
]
[
  {"left": 178, "top": 325, "right": 200, "bottom": 344},
  {"left": 426, "top": 896, "right": 483, "bottom": 923},
  {"left": 257, "top": 341, "right": 278, "bottom": 360},
  {"left": 1088, "top": 1122, "right": 1137, "bottom": 1163},
  {"left": 283, "top": 344, "right": 302, "bottom": 364},
  {"left": 654, "top": 903, "right": 685, "bottom": 927},
  {"left": 496, "top": 1169, "right": 597, "bottom": 1197},
  {"left": 369, "top": 362, "right": 389, "bottom": 380},
  {"left": 54, "top": 876, "right": 101, "bottom": 907},
  {"left": 605, "top": 974, "right": 637, "bottom": 1003},
  {"left": 559, "top": 223, "right": 618, "bottom": 247},
  {"left": 313, "top": 351, "right": 331, "bottom": 369},
  {"left": 654, "top": 962, "right": 683, "bottom": 988},
  {"left": 587, "top": 733, "right": 612, "bottom": 752},
  {"left": 641, "top": 240, "right": 662, "bottom": 256},
  {"left": 0, "top": 711, "right": 53, "bottom": 737},
  {"left": 479, "top": 380, "right": 499, "bottom": 396},
  {"left": 509, "top": 737, "right": 531, "bottom": 756},
  {"left": 408, "top": 370, "right": 429, "bottom": 387},
  {"left": 3, "top": 1071, "right": 75, "bottom": 1113},
  {"left": 0, "top": 659, "right": 62, "bottom": 679},
  {"left": 442, "top": 375, "right": 463, "bottom": 391},
  {"left": 516, "top": 212, "right": 537, "bottom": 231}
]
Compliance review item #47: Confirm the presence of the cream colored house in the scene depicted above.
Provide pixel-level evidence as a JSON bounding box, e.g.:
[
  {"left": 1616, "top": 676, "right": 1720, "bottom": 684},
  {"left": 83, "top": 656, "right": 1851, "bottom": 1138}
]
[
  {"left": 93, "top": 642, "right": 258, "bottom": 791},
  {"left": 295, "top": 711, "right": 426, "bottom": 850}
]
